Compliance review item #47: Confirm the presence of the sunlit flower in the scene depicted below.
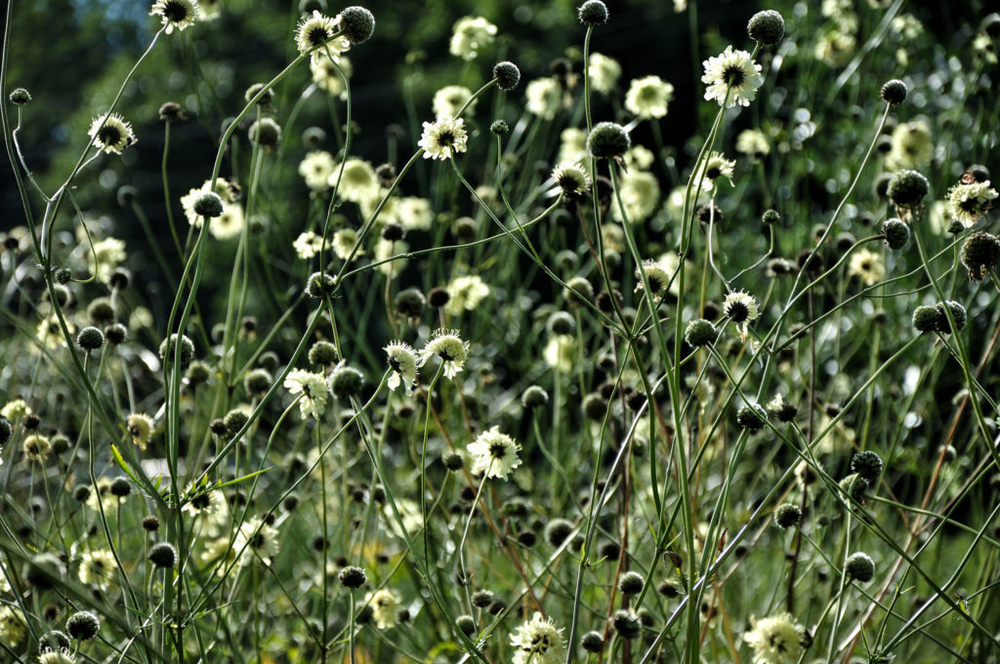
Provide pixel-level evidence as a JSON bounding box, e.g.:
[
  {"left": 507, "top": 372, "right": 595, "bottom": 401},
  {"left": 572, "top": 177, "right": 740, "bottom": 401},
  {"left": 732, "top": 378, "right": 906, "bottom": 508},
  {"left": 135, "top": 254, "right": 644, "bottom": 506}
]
[
  {"left": 420, "top": 329, "right": 469, "bottom": 379},
  {"left": 694, "top": 152, "right": 736, "bottom": 191},
  {"left": 384, "top": 341, "right": 418, "bottom": 394},
  {"left": 624, "top": 145, "right": 655, "bottom": 171},
  {"left": 433, "top": 85, "right": 476, "bottom": 119},
  {"left": 0, "top": 606, "right": 26, "bottom": 650},
  {"left": 510, "top": 612, "right": 564, "bottom": 664},
  {"left": 544, "top": 335, "right": 575, "bottom": 372},
  {"left": 298, "top": 150, "right": 336, "bottom": 191},
  {"left": 947, "top": 179, "right": 997, "bottom": 229},
  {"left": 419, "top": 117, "right": 468, "bottom": 160},
  {"left": 736, "top": 129, "right": 770, "bottom": 160},
  {"left": 701, "top": 46, "right": 763, "bottom": 108},
  {"left": 1, "top": 399, "right": 29, "bottom": 422},
  {"left": 23, "top": 434, "right": 50, "bottom": 462},
  {"left": 37, "top": 313, "right": 73, "bottom": 350},
  {"left": 557, "top": 128, "right": 588, "bottom": 165},
  {"left": 636, "top": 258, "right": 672, "bottom": 299},
  {"left": 294, "top": 231, "right": 325, "bottom": 259},
  {"left": 444, "top": 274, "right": 490, "bottom": 315},
  {"left": 612, "top": 171, "right": 660, "bottom": 223},
  {"left": 449, "top": 16, "right": 497, "bottom": 60},
  {"left": 374, "top": 238, "right": 408, "bottom": 276},
  {"left": 295, "top": 11, "right": 341, "bottom": 54},
  {"left": 467, "top": 426, "right": 521, "bottom": 480},
  {"left": 236, "top": 516, "right": 279, "bottom": 566},
  {"left": 588, "top": 52, "right": 622, "bottom": 95},
  {"left": 209, "top": 204, "right": 244, "bottom": 240},
  {"left": 283, "top": 369, "right": 331, "bottom": 420},
  {"left": 181, "top": 483, "right": 229, "bottom": 535},
  {"left": 364, "top": 588, "right": 401, "bottom": 628},
  {"left": 886, "top": 119, "right": 932, "bottom": 171},
  {"left": 397, "top": 197, "right": 434, "bottom": 231},
  {"left": 40, "top": 650, "right": 77, "bottom": 664},
  {"left": 78, "top": 549, "right": 117, "bottom": 591},
  {"left": 88, "top": 113, "right": 136, "bottom": 154},
  {"left": 723, "top": 290, "right": 759, "bottom": 341},
  {"left": 150, "top": 0, "right": 199, "bottom": 34},
  {"left": 310, "top": 54, "right": 352, "bottom": 98},
  {"left": 625, "top": 76, "right": 674, "bottom": 119},
  {"left": 86, "top": 478, "right": 126, "bottom": 511},
  {"left": 331, "top": 158, "right": 379, "bottom": 203},
  {"left": 127, "top": 413, "right": 154, "bottom": 450},
  {"left": 815, "top": 29, "right": 856, "bottom": 67},
  {"left": 333, "top": 228, "right": 363, "bottom": 261},
  {"left": 847, "top": 248, "right": 885, "bottom": 286},
  {"left": 88, "top": 237, "right": 126, "bottom": 283},
  {"left": 525, "top": 77, "right": 563, "bottom": 119},
  {"left": 744, "top": 612, "right": 806, "bottom": 664},
  {"left": 551, "top": 162, "right": 591, "bottom": 198}
]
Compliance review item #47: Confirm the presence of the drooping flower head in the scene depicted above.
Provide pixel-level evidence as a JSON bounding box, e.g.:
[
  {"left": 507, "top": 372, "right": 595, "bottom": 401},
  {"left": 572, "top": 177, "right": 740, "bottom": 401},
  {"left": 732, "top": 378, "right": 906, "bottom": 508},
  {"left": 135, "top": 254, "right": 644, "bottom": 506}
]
[
  {"left": 78, "top": 549, "right": 117, "bottom": 591},
  {"left": 433, "top": 85, "right": 476, "bottom": 119},
  {"left": 283, "top": 369, "right": 331, "bottom": 420},
  {"left": 126, "top": 413, "right": 154, "bottom": 450},
  {"left": 723, "top": 290, "right": 759, "bottom": 341},
  {"left": 510, "top": 612, "right": 564, "bottom": 664},
  {"left": 419, "top": 118, "right": 469, "bottom": 161},
  {"left": 695, "top": 152, "right": 736, "bottom": 192},
  {"left": 88, "top": 113, "right": 137, "bottom": 155},
  {"left": 384, "top": 341, "right": 418, "bottom": 394},
  {"left": 467, "top": 426, "right": 521, "bottom": 480},
  {"left": 150, "top": 0, "right": 199, "bottom": 33},
  {"left": 420, "top": 329, "right": 469, "bottom": 379},
  {"left": 743, "top": 612, "right": 806, "bottom": 664},
  {"left": 701, "top": 45, "right": 764, "bottom": 108},
  {"left": 551, "top": 162, "right": 592, "bottom": 198}
]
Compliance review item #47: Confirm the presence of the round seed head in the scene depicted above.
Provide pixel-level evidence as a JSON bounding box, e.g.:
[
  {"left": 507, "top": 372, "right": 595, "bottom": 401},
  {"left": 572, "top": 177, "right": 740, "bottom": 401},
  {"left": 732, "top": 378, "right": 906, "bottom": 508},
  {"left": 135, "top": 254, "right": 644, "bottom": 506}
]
[
  {"left": 587, "top": 121, "right": 630, "bottom": 159},
  {"left": 578, "top": 0, "right": 609, "bottom": 25},
  {"left": 880, "top": 79, "right": 908, "bottom": 106},
  {"left": 493, "top": 61, "right": 521, "bottom": 91},
  {"left": 338, "top": 566, "right": 367, "bottom": 589},
  {"left": 148, "top": 542, "right": 177, "bottom": 568},
  {"left": 684, "top": 318, "right": 716, "bottom": 347},
  {"left": 850, "top": 450, "right": 883, "bottom": 483},
  {"left": 339, "top": 6, "right": 375, "bottom": 44},
  {"left": 193, "top": 192, "right": 225, "bottom": 218},
  {"left": 774, "top": 503, "right": 802, "bottom": 529},
  {"left": 618, "top": 571, "right": 645, "bottom": 595},
  {"left": 77, "top": 326, "right": 105, "bottom": 351},
  {"left": 882, "top": 218, "right": 910, "bottom": 250},
  {"left": 747, "top": 9, "right": 785, "bottom": 45},
  {"left": 845, "top": 552, "right": 875, "bottom": 582},
  {"left": 66, "top": 611, "right": 101, "bottom": 641}
]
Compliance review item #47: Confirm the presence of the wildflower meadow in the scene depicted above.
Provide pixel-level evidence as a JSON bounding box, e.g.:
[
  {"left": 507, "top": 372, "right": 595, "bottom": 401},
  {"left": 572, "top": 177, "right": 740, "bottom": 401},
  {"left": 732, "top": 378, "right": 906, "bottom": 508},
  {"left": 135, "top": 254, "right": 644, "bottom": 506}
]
[{"left": 2, "top": 0, "right": 1000, "bottom": 662}]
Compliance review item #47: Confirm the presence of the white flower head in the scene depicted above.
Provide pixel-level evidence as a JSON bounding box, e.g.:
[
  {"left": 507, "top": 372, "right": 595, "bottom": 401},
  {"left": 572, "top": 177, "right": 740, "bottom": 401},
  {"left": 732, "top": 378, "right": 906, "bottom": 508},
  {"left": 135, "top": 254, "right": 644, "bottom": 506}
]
[
  {"left": 385, "top": 341, "right": 419, "bottom": 394},
  {"left": 612, "top": 170, "right": 660, "bottom": 223},
  {"left": 397, "top": 196, "right": 434, "bottom": 231},
  {"left": 510, "top": 612, "right": 564, "bottom": 664},
  {"left": 420, "top": 329, "right": 469, "bottom": 379},
  {"left": 433, "top": 85, "right": 475, "bottom": 119},
  {"left": 88, "top": 113, "right": 136, "bottom": 154},
  {"left": 79, "top": 549, "right": 117, "bottom": 591},
  {"left": 295, "top": 11, "right": 342, "bottom": 54},
  {"left": 88, "top": 237, "right": 127, "bottom": 283},
  {"left": 331, "top": 158, "right": 379, "bottom": 203},
  {"left": 364, "top": 588, "right": 401, "bottom": 629},
  {"left": 419, "top": 117, "right": 469, "bottom": 161},
  {"left": 701, "top": 45, "right": 764, "bottom": 108},
  {"left": 525, "top": 77, "right": 563, "bottom": 119},
  {"left": 283, "top": 369, "right": 331, "bottom": 420},
  {"left": 444, "top": 274, "right": 490, "bottom": 315},
  {"left": 625, "top": 75, "right": 675, "bottom": 119},
  {"left": 449, "top": 16, "right": 497, "bottom": 60},
  {"left": 736, "top": 129, "right": 770, "bottom": 160},
  {"left": 636, "top": 258, "right": 672, "bottom": 299},
  {"left": 236, "top": 516, "right": 279, "bottom": 566},
  {"left": 544, "top": 335, "right": 575, "bottom": 373},
  {"left": 467, "top": 426, "right": 521, "bottom": 480},
  {"left": 294, "top": 231, "right": 325, "bottom": 259},
  {"left": 298, "top": 150, "right": 336, "bottom": 191},
  {"left": 723, "top": 290, "right": 759, "bottom": 341},
  {"left": 311, "top": 53, "right": 352, "bottom": 98},
  {"left": 695, "top": 152, "right": 736, "bottom": 192},
  {"left": 332, "top": 228, "right": 363, "bottom": 261},
  {"left": 127, "top": 413, "right": 155, "bottom": 450},
  {"left": 847, "top": 248, "right": 885, "bottom": 286},
  {"left": 150, "top": 0, "right": 200, "bottom": 34},
  {"left": 947, "top": 179, "right": 997, "bottom": 229},
  {"left": 551, "top": 162, "right": 592, "bottom": 198},
  {"left": 744, "top": 612, "right": 805, "bottom": 664},
  {"left": 588, "top": 52, "right": 622, "bottom": 95}
]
